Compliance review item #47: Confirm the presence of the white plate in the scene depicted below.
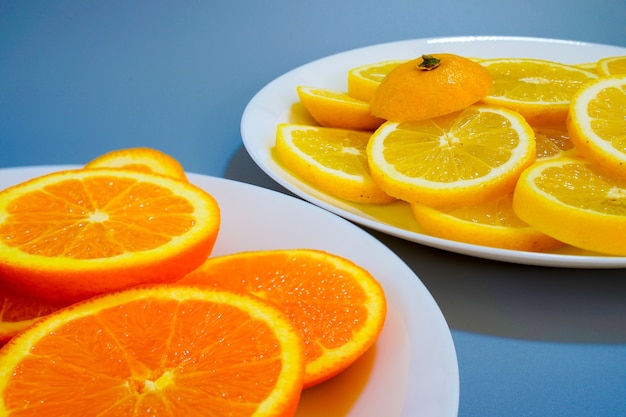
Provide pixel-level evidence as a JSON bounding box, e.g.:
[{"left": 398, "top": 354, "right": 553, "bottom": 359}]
[
  {"left": 241, "top": 36, "right": 626, "bottom": 268},
  {"left": 0, "top": 166, "right": 459, "bottom": 417}
]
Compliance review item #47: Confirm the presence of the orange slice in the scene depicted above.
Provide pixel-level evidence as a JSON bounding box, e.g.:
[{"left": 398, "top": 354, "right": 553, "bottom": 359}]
[
  {"left": 296, "top": 86, "right": 384, "bottom": 131},
  {"left": 567, "top": 75, "right": 626, "bottom": 179},
  {"left": 366, "top": 105, "right": 536, "bottom": 208},
  {"left": 410, "top": 193, "right": 564, "bottom": 252},
  {"left": 178, "top": 249, "right": 387, "bottom": 389},
  {"left": 0, "top": 285, "right": 305, "bottom": 416},
  {"left": 0, "top": 168, "right": 220, "bottom": 302},
  {"left": 480, "top": 58, "right": 598, "bottom": 125},
  {"left": 370, "top": 53, "right": 492, "bottom": 122},
  {"left": 84, "top": 147, "right": 188, "bottom": 181},
  {"left": 275, "top": 123, "right": 394, "bottom": 204},
  {"left": 513, "top": 156, "right": 626, "bottom": 255}
]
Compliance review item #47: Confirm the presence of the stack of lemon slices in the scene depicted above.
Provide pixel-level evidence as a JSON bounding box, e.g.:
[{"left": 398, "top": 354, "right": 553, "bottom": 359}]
[{"left": 275, "top": 53, "right": 626, "bottom": 255}]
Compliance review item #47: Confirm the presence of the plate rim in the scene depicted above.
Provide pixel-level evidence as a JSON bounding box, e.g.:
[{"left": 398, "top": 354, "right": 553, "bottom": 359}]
[{"left": 241, "top": 35, "right": 626, "bottom": 269}]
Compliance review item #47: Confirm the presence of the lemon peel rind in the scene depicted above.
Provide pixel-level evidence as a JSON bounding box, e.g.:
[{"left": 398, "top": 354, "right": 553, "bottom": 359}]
[{"left": 513, "top": 157, "right": 626, "bottom": 256}]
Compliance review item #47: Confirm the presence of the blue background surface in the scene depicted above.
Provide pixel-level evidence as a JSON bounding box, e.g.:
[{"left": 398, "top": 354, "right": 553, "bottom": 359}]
[{"left": 2, "top": 1, "right": 626, "bottom": 416}]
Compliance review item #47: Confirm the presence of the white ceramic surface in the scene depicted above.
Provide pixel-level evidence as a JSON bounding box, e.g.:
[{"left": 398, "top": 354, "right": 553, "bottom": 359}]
[
  {"left": 241, "top": 36, "right": 626, "bottom": 268},
  {"left": 0, "top": 165, "right": 460, "bottom": 417}
]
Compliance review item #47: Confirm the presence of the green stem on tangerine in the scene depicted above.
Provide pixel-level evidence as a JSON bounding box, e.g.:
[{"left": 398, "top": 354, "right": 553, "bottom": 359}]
[{"left": 417, "top": 54, "right": 441, "bottom": 71}]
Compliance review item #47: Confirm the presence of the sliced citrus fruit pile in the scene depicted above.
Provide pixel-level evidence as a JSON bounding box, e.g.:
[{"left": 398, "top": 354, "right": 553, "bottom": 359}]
[
  {"left": 84, "top": 147, "right": 188, "bottom": 181},
  {"left": 366, "top": 105, "right": 536, "bottom": 208},
  {"left": 0, "top": 168, "right": 220, "bottom": 303},
  {"left": 0, "top": 285, "right": 306, "bottom": 417},
  {"left": 178, "top": 249, "right": 387, "bottom": 388},
  {"left": 0, "top": 148, "right": 389, "bottom": 412},
  {"left": 479, "top": 58, "right": 598, "bottom": 125},
  {"left": 275, "top": 123, "right": 395, "bottom": 204},
  {"left": 296, "top": 86, "right": 384, "bottom": 131},
  {"left": 274, "top": 51, "right": 626, "bottom": 255}
]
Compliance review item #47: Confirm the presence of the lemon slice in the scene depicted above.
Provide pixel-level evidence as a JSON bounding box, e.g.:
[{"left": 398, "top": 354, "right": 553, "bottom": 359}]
[
  {"left": 567, "top": 75, "right": 626, "bottom": 179},
  {"left": 366, "top": 105, "right": 536, "bottom": 208},
  {"left": 410, "top": 193, "right": 564, "bottom": 252},
  {"left": 275, "top": 124, "right": 394, "bottom": 204},
  {"left": 346, "top": 60, "right": 406, "bottom": 101},
  {"left": 296, "top": 86, "right": 384, "bottom": 131},
  {"left": 513, "top": 156, "right": 626, "bottom": 256},
  {"left": 480, "top": 58, "right": 598, "bottom": 125},
  {"left": 596, "top": 56, "right": 626, "bottom": 76}
]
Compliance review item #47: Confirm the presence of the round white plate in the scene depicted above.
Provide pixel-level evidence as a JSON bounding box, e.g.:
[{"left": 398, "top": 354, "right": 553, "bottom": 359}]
[
  {"left": 241, "top": 36, "right": 626, "bottom": 268},
  {"left": 0, "top": 166, "right": 459, "bottom": 417}
]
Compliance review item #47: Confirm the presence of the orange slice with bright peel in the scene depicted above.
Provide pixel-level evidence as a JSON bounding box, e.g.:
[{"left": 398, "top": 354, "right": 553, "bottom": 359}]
[
  {"left": 566, "top": 75, "right": 626, "bottom": 179},
  {"left": 346, "top": 59, "right": 406, "bottom": 101},
  {"left": 595, "top": 56, "right": 626, "bottom": 76},
  {"left": 0, "top": 285, "right": 305, "bottom": 417},
  {"left": 178, "top": 249, "right": 387, "bottom": 389},
  {"left": 410, "top": 193, "right": 564, "bottom": 252},
  {"left": 370, "top": 53, "right": 492, "bottom": 122},
  {"left": 275, "top": 123, "right": 395, "bottom": 204},
  {"left": 513, "top": 156, "right": 626, "bottom": 256},
  {"left": 0, "top": 168, "right": 220, "bottom": 303},
  {"left": 366, "top": 105, "right": 536, "bottom": 208},
  {"left": 84, "top": 147, "right": 188, "bottom": 181},
  {"left": 480, "top": 58, "right": 598, "bottom": 125},
  {"left": 296, "top": 86, "right": 385, "bottom": 131}
]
